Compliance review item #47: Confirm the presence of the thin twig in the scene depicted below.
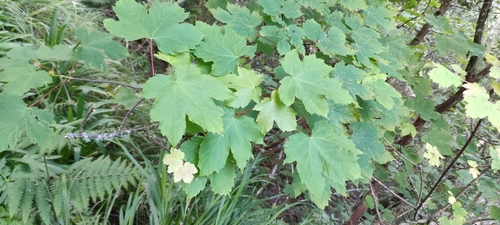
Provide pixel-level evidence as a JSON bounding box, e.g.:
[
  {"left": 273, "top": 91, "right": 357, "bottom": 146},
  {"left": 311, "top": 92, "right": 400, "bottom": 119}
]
[
  {"left": 414, "top": 119, "right": 483, "bottom": 219},
  {"left": 369, "top": 182, "right": 383, "bottom": 224},
  {"left": 66, "top": 124, "right": 158, "bottom": 140},
  {"left": 372, "top": 177, "right": 416, "bottom": 209},
  {"left": 119, "top": 98, "right": 145, "bottom": 131},
  {"left": 144, "top": 130, "right": 169, "bottom": 151},
  {"left": 79, "top": 104, "right": 96, "bottom": 136},
  {"left": 29, "top": 79, "right": 70, "bottom": 107},
  {"left": 61, "top": 76, "right": 142, "bottom": 89},
  {"left": 432, "top": 168, "right": 490, "bottom": 217}
]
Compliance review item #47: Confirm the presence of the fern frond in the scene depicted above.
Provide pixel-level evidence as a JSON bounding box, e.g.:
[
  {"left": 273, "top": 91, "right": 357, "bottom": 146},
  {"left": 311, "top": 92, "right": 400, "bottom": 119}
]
[{"left": 19, "top": 179, "right": 34, "bottom": 223}]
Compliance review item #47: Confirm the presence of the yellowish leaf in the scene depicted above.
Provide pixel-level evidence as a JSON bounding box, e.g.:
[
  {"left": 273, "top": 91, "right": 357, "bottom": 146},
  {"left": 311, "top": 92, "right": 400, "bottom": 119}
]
[
  {"left": 163, "top": 148, "right": 185, "bottom": 172},
  {"left": 173, "top": 162, "right": 198, "bottom": 183},
  {"left": 424, "top": 143, "right": 443, "bottom": 167},
  {"left": 468, "top": 160, "right": 480, "bottom": 178}
]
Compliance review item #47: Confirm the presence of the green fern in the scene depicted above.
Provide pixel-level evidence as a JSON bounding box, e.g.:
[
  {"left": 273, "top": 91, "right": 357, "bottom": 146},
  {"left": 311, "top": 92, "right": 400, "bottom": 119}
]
[{"left": 0, "top": 156, "right": 141, "bottom": 224}]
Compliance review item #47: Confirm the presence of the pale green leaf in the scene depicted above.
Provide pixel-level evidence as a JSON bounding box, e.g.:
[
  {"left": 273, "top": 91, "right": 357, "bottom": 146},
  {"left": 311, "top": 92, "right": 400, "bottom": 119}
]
[
  {"left": 424, "top": 143, "right": 443, "bottom": 167},
  {"left": 196, "top": 134, "right": 229, "bottom": 176},
  {"left": 219, "top": 67, "right": 263, "bottom": 108},
  {"left": 140, "top": 65, "right": 232, "bottom": 145},
  {"left": 428, "top": 63, "right": 462, "bottom": 88},
  {"left": 0, "top": 94, "right": 54, "bottom": 151},
  {"left": 182, "top": 176, "right": 208, "bottom": 198},
  {"left": 284, "top": 121, "right": 362, "bottom": 205},
  {"left": 254, "top": 91, "right": 297, "bottom": 133},
  {"left": 211, "top": 3, "right": 262, "bottom": 40},
  {"left": 485, "top": 53, "right": 500, "bottom": 79},
  {"left": 0, "top": 63, "right": 51, "bottom": 96},
  {"left": 113, "top": 87, "right": 141, "bottom": 109},
  {"left": 401, "top": 123, "right": 417, "bottom": 138},
  {"left": 35, "top": 45, "right": 73, "bottom": 61},
  {"left": 75, "top": 29, "right": 128, "bottom": 72},
  {"left": 317, "top": 26, "right": 353, "bottom": 57},
  {"left": 278, "top": 50, "right": 352, "bottom": 116},
  {"left": 198, "top": 109, "right": 263, "bottom": 174},
  {"left": 194, "top": 23, "right": 255, "bottom": 76},
  {"left": 490, "top": 147, "right": 500, "bottom": 172},
  {"left": 104, "top": 0, "right": 203, "bottom": 54},
  {"left": 337, "top": 0, "right": 367, "bottom": 11},
  {"left": 209, "top": 162, "right": 236, "bottom": 195}
]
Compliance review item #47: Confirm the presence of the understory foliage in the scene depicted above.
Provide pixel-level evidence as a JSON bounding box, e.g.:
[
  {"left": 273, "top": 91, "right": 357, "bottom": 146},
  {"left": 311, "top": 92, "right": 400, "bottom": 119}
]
[{"left": 1, "top": 0, "right": 500, "bottom": 224}]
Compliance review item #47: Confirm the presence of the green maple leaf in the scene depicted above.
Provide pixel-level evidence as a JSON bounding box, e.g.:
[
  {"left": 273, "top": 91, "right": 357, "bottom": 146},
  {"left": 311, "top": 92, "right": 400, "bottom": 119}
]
[
  {"left": 435, "top": 33, "right": 484, "bottom": 57},
  {"left": 219, "top": 67, "right": 263, "bottom": 108},
  {"left": 104, "top": 0, "right": 203, "bottom": 54},
  {"left": 424, "top": 143, "right": 443, "bottom": 167},
  {"left": 140, "top": 65, "right": 232, "bottom": 146},
  {"left": 198, "top": 109, "right": 263, "bottom": 175},
  {"left": 333, "top": 62, "right": 373, "bottom": 100},
  {"left": 406, "top": 97, "right": 440, "bottom": 121},
  {"left": 490, "top": 206, "right": 500, "bottom": 222},
  {"left": 337, "top": 0, "right": 367, "bottom": 11},
  {"left": 0, "top": 94, "right": 54, "bottom": 151},
  {"left": 491, "top": 147, "right": 500, "bottom": 172},
  {"left": 421, "top": 119, "right": 453, "bottom": 155},
  {"left": 35, "top": 45, "right": 73, "bottom": 61},
  {"left": 75, "top": 29, "right": 128, "bottom": 72},
  {"left": 363, "top": 75, "right": 401, "bottom": 110},
  {"left": 362, "top": 5, "right": 396, "bottom": 33},
  {"left": 254, "top": 91, "right": 297, "bottom": 133},
  {"left": 351, "top": 27, "right": 387, "bottom": 68},
  {"left": 210, "top": 3, "right": 262, "bottom": 40},
  {"left": 278, "top": 50, "right": 353, "bottom": 117},
  {"left": 194, "top": 23, "right": 256, "bottom": 76},
  {"left": 428, "top": 63, "right": 463, "bottom": 88},
  {"left": 209, "top": 162, "right": 236, "bottom": 195},
  {"left": 284, "top": 121, "right": 362, "bottom": 204},
  {"left": 303, "top": 20, "right": 352, "bottom": 57},
  {"left": 0, "top": 63, "right": 51, "bottom": 96},
  {"left": 182, "top": 176, "right": 208, "bottom": 198},
  {"left": 350, "top": 122, "right": 393, "bottom": 164}
]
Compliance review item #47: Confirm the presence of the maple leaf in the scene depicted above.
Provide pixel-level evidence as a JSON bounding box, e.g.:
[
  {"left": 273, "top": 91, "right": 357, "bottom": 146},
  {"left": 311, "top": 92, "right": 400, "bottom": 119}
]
[
  {"left": 198, "top": 109, "right": 263, "bottom": 175},
  {"left": 194, "top": 22, "right": 256, "bottom": 76},
  {"left": 491, "top": 147, "right": 500, "bottom": 172},
  {"left": 350, "top": 122, "right": 394, "bottom": 164},
  {"left": 35, "top": 45, "right": 73, "bottom": 61},
  {"left": 332, "top": 62, "right": 373, "bottom": 100},
  {"left": 363, "top": 75, "right": 402, "bottom": 110},
  {"left": 428, "top": 63, "right": 463, "bottom": 88},
  {"left": 0, "top": 94, "right": 54, "bottom": 151},
  {"left": 75, "top": 29, "right": 128, "bottom": 72},
  {"left": 284, "top": 121, "right": 362, "bottom": 204},
  {"left": 278, "top": 50, "right": 353, "bottom": 117},
  {"left": 254, "top": 91, "right": 297, "bottom": 134},
  {"left": 140, "top": 65, "right": 232, "bottom": 146},
  {"left": 209, "top": 162, "right": 236, "bottom": 195},
  {"left": 468, "top": 160, "right": 480, "bottom": 178},
  {"left": 173, "top": 162, "right": 198, "bottom": 183},
  {"left": 0, "top": 63, "right": 52, "bottom": 96},
  {"left": 424, "top": 143, "right": 443, "bottom": 167},
  {"left": 485, "top": 53, "right": 500, "bottom": 79},
  {"left": 210, "top": 3, "right": 262, "bottom": 40},
  {"left": 104, "top": 0, "right": 203, "bottom": 54},
  {"left": 163, "top": 148, "right": 185, "bottom": 173},
  {"left": 219, "top": 67, "right": 263, "bottom": 108}
]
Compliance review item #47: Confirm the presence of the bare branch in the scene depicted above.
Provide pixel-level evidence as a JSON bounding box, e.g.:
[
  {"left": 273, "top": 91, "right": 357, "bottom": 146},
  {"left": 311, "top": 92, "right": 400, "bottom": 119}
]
[
  {"left": 66, "top": 124, "right": 158, "bottom": 141},
  {"left": 119, "top": 98, "right": 145, "bottom": 131}
]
